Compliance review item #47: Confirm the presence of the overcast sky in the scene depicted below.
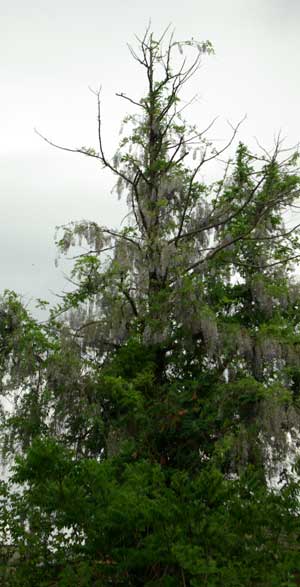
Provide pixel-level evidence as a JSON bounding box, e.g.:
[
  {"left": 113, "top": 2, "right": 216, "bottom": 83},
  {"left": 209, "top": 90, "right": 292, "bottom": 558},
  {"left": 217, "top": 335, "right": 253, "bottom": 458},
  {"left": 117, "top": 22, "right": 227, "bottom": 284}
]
[{"left": 1, "top": 0, "right": 300, "bottom": 315}]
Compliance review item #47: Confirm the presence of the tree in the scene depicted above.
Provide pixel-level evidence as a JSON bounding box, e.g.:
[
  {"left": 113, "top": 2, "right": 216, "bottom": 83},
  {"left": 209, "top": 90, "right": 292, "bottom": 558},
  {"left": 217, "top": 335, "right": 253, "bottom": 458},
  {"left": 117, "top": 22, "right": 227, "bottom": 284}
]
[{"left": 2, "top": 27, "right": 300, "bottom": 586}]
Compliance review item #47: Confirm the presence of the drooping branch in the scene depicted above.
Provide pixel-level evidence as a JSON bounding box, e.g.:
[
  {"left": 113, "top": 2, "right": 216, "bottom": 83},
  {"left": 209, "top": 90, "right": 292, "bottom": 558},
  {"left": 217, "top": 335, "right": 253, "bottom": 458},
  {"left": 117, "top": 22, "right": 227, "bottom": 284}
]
[
  {"left": 173, "top": 172, "right": 266, "bottom": 247},
  {"left": 173, "top": 117, "right": 246, "bottom": 246},
  {"left": 101, "top": 228, "right": 141, "bottom": 249},
  {"left": 182, "top": 191, "right": 300, "bottom": 277}
]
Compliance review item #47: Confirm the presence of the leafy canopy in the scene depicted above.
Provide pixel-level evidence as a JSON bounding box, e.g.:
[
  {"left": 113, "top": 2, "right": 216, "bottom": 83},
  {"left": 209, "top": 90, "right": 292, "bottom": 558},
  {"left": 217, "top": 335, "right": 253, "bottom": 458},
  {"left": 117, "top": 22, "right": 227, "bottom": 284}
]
[{"left": 2, "top": 27, "right": 300, "bottom": 586}]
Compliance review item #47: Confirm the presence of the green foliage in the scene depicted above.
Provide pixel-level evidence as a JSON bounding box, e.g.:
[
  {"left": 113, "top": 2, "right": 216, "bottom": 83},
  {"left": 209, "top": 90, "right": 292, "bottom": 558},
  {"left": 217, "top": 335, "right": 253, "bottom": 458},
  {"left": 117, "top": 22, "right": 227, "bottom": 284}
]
[
  {"left": 1, "top": 28, "right": 300, "bottom": 586},
  {"left": 2, "top": 442, "right": 300, "bottom": 586}
]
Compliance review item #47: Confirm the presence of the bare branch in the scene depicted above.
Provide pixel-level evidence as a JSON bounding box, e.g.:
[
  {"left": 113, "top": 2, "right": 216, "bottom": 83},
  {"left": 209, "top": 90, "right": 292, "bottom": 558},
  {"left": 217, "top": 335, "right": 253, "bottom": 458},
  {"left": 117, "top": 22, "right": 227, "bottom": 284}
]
[
  {"left": 127, "top": 43, "right": 147, "bottom": 67},
  {"left": 35, "top": 128, "right": 101, "bottom": 160},
  {"left": 200, "top": 116, "right": 247, "bottom": 165},
  {"left": 116, "top": 92, "right": 145, "bottom": 109},
  {"left": 157, "top": 23, "right": 173, "bottom": 45}
]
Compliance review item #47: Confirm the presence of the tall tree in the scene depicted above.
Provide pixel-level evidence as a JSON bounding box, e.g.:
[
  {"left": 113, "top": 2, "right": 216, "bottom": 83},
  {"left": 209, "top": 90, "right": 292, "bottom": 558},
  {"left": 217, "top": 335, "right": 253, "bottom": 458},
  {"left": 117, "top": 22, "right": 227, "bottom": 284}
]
[{"left": 2, "top": 28, "right": 300, "bottom": 586}]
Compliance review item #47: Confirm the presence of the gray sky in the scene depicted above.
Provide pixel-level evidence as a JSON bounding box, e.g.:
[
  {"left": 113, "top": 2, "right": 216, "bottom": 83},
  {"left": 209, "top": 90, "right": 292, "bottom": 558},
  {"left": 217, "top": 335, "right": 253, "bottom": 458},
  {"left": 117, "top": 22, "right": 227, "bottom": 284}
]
[{"left": 1, "top": 0, "right": 300, "bottom": 314}]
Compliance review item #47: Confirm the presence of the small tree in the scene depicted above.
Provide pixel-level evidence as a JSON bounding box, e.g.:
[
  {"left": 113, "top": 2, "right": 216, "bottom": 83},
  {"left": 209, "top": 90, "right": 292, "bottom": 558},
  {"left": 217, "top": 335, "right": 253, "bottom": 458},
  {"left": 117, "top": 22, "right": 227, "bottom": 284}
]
[{"left": 2, "top": 27, "right": 300, "bottom": 586}]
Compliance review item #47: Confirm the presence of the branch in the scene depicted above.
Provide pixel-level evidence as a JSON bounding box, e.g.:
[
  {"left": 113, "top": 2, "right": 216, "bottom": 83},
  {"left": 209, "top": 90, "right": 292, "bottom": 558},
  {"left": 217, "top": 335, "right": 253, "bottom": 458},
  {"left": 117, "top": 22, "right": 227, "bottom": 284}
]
[
  {"left": 172, "top": 118, "right": 246, "bottom": 245},
  {"left": 101, "top": 228, "right": 141, "bottom": 249},
  {"left": 127, "top": 23, "right": 152, "bottom": 68},
  {"left": 131, "top": 173, "right": 150, "bottom": 235},
  {"left": 200, "top": 116, "right": 246, "bottom": 166},
  {"left": 35, "top": 123, "right": 135, "bottom": 195},
  {"left": 116, "top": 92, "right": 145, "bottom": 109},
  {"left": 35, "top": 128, "right": 101, "bottom": 159},
  {"left": 72, "top": 321, "right": 121, "bottom": 348},
  {"left": 119, "top": 284, "right": 139, "bottom": 317},
  {"left": 245, "top": 222, "right": 300, "bottom": 242},
  {"left": 173, "top": 167, "right": 268, "bottom": 248},
  {"left": 236, "top": 253, "right": 300, "bottom": 271},
  {"left": 67, "top": 246, "right": 116, "bottom": 260},
  {"left": 183, "top": 196, "right": 300, "bottom": 277}
]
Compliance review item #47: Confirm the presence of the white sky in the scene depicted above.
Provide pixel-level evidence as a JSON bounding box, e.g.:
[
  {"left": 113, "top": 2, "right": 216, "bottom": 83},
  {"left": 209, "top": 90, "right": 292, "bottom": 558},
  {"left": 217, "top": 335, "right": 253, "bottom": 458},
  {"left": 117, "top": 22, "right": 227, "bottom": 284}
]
[{"left": 1, "top": 0, "right": 300, "bottom": 314}]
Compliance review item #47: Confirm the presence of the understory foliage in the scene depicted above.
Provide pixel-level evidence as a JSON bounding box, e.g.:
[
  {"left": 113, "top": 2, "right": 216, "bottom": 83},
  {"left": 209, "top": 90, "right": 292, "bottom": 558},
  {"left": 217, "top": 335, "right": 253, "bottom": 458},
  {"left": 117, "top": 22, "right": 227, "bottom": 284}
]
[{"left": 2, "top": 28, "right": 300, "bottom": 586}]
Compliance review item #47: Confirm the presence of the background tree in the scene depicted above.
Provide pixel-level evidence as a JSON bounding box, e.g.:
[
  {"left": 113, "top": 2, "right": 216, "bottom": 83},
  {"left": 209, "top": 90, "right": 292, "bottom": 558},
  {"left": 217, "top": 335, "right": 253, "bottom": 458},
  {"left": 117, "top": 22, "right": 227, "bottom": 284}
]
[{"left": 2, "top": 27, "right": 300, "bottom": 586}]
